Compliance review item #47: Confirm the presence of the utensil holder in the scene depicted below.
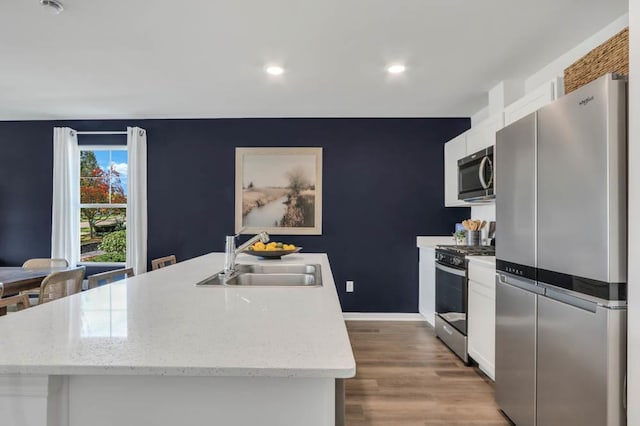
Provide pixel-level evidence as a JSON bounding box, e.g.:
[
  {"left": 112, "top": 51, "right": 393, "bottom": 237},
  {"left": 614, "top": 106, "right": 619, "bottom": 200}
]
[{"left": 466, "top": 231, "right": 481, "bottom": 246}]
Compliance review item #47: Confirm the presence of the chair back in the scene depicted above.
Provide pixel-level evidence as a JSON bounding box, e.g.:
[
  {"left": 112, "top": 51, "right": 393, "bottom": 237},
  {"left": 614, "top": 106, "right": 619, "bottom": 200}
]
[
  {"left": 88, "top": 268, "right": 135, "bottom": 289},
  {"left": 151, "top": 255, "right": 177, "bottom": 271},
  {"left": 39, "top": 267, "right": 85, "bottom": 304},
  {"left": 23, "top": 258, "right": 69, "bottom": 269}
]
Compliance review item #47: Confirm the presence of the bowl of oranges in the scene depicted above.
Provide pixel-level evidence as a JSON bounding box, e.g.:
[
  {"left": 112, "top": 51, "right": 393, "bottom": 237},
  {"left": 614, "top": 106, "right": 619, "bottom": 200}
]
[{"left": 244, "top": 241, "right": 302, "bottom": 259}]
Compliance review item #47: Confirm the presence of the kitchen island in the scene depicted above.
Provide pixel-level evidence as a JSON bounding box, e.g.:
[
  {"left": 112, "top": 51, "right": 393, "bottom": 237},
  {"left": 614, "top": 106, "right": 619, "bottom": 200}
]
[{"left": 0, "top": 252, "right": 355, "bottom": 426}]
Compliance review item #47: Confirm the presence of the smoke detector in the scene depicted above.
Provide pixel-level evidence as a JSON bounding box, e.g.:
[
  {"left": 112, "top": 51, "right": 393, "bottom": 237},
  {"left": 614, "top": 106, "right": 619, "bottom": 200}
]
[{"left": 40, "top": 0, "right": 64, "bottom": 15}]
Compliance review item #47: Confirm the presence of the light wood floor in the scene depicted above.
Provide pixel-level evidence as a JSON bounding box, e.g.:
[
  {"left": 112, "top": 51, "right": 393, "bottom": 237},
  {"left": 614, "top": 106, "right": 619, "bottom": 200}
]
[{"left": 345, "top": 321, "right": 510, "bottom": 426}]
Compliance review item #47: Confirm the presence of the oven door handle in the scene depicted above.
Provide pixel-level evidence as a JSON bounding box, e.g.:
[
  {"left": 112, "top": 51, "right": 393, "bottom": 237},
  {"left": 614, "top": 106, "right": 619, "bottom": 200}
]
[{"left": 435, "top": 263, "right": 466, "bottom": 277}]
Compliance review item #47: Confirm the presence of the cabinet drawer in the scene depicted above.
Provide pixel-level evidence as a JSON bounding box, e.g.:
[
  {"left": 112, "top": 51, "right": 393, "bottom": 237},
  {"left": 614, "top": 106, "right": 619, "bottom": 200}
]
[{"left": 468, "top": 262, "right": 496, "bottom": 288}]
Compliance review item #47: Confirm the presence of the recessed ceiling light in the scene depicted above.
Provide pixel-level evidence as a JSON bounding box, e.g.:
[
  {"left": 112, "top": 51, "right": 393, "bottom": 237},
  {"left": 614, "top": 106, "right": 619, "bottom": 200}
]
[
  {"left": 386, "top": 64, "right": 406, "bottom": 75},
  {"left": 41, "top": 0, "right": 64, "bottom": 15},
  {"left": 265, "top": 65, "right": 285, "bottom": 76}
]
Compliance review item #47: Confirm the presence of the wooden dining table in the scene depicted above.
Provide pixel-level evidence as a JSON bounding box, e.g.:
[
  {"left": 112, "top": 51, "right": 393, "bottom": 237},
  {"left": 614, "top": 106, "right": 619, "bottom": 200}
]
[{"left": 0, "top": 267, "right": 72, "bottom": 315}]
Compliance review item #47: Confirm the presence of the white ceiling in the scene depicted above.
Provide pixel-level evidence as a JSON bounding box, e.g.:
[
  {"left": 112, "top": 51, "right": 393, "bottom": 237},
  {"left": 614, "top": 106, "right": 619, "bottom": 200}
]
[{"left": 0, "top": 0, "right": 628, "bottom": 120}]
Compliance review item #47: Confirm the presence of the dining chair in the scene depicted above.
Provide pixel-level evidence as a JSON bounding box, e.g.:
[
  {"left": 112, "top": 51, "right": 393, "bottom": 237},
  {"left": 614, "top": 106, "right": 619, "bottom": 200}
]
[
  {"left": 0, "top": 294, "right": 31, "bottom": 316},
  {"left": 37, "top": 267, "right": 86, "bottom": 305},
  {"left": 22, "top": 258, "right": 69, "bottom": 269},
  {"left": 151, "top": 255, "right": 177, "bottom": 271},
  {"left": 21, "top": 258, "right": 70, "bottom": 300},
  {"left": 88, "top": 268, "right": 135, "bottom": 289}
]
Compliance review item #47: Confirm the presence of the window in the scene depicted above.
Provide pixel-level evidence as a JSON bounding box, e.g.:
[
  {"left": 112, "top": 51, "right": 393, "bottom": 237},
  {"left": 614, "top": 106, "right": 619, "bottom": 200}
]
[
  {"left": 53, "top": 126, "right": 146, "bottom": 272},
  {"left": 79, "top": 147, "right": 128, "bottom": 264}
]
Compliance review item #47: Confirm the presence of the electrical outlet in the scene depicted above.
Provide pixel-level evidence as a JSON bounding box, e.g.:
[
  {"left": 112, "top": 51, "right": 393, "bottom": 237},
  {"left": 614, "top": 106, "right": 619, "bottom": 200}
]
[{"left": 346, "top": 281, "right": 354, "bottom": 292}]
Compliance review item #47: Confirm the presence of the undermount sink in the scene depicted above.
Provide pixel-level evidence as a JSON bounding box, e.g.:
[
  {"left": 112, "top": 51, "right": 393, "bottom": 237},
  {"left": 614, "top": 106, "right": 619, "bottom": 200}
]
[
  {"left": 224, "top": 273, "right": 318, "bottom": 286},
  {"left": 240, "top": 264, "right": 318, "bottom": 275},
  {"left": 196, "top": 264, "right": 322, "bottom": 287}
]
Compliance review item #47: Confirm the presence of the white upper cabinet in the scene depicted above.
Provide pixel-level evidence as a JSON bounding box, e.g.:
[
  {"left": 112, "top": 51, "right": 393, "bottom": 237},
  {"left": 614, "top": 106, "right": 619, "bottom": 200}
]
[
  {"left": 465, "top": 113, "right": 504, "bottom": 154},
  {"left": 444, "top": 133, "right": 467, "bottom": 207},
  {"left": 442, "top": 80, "right": 557, "bottom": 208},
  {"left": 504, "top": 80, "right": 556, "bottom": 126}
]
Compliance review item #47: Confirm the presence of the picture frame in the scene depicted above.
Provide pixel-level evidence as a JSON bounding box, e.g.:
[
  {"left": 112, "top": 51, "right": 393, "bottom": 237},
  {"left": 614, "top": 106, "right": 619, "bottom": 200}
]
[{"left": 235, "top": 147, "right": 323, "bottom": 235}]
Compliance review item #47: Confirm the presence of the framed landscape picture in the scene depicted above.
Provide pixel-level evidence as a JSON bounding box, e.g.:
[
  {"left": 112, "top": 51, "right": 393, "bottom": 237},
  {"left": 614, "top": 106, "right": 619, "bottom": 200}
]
[{"left": 235, "top": 147, "right": 323, "bottom": 235}]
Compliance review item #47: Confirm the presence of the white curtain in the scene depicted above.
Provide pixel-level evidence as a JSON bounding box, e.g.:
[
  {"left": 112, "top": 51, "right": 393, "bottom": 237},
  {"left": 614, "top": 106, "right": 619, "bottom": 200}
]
[
  {"left": 126, "top": 127, "right": 148, "bottom": 275},
  {"left": 51, "top": 127, "right": 80, "bottom": 266}
]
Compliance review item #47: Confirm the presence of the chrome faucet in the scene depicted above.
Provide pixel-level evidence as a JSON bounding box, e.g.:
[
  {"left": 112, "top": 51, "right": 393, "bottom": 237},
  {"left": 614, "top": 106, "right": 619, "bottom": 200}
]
[{"left": 223, "top": 230, "right": 270, "bottom": 274}]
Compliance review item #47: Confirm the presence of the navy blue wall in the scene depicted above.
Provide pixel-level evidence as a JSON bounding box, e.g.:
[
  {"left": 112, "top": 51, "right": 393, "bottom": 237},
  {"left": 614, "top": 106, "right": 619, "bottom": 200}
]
[{"left": 0, "top": 118, "right": 469, "bottom": 312}]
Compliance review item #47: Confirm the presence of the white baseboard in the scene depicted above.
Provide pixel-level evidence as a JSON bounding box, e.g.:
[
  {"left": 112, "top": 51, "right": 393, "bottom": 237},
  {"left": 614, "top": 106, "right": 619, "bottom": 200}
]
[{"left": 342, "top": 312, "right": 426, "bottom": 321}]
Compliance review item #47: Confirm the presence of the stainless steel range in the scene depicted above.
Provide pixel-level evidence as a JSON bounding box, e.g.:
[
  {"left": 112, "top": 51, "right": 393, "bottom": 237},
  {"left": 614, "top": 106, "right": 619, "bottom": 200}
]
[{"left": 434, "top": 245, "right": 495, "bottom": 363}]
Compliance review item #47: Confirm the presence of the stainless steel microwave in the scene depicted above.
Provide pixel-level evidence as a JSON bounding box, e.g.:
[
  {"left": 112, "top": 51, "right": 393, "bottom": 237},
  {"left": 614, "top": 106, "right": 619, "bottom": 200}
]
[{"left": 458, "top": 146, "right": 494, "bottom": 202}]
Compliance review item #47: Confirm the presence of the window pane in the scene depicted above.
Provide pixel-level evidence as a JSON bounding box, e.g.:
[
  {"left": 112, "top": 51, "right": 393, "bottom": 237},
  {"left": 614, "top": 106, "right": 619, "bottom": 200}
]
[
  {"left": 80, "top": 177, "right": 110, "bottom": 203},
  {"left": 109, "top": 173, "right": 127, "bottom": 203},
  {"left": 80, "top": 151, "right": 108, "bottom": 177},
  {"left": 109, "top": 150, "right": 128, "bottom": 202},
  {"left": 80, "top": 208, "right": 126, "bottom": 263},
  {"left": 80, "top": 149, "right": 128, "bottom": 204}
]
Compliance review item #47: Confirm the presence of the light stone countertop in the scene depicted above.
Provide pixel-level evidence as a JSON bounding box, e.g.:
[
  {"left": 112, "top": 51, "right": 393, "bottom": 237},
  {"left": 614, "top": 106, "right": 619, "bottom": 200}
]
[
  {"left": 416, "top": 236, "right": 456, "bottom": 249},
  {"left": 0, "top": 253, "right": 355, "bottom": 378}
]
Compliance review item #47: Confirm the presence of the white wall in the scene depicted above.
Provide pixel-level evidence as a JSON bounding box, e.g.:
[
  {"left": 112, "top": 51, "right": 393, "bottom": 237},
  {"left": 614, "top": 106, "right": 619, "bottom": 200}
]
[{"left": 627, "top": 1, "right": 638, "bottom": 423}]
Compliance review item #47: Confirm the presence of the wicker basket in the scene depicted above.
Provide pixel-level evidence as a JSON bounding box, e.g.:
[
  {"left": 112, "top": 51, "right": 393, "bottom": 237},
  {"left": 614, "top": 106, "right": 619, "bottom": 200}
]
[{"left": 564, "top": 28, "right": 628, "bottom": 94}]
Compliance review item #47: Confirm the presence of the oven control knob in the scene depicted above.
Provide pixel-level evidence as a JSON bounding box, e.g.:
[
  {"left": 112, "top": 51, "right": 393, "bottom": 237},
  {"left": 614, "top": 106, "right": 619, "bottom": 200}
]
[{"left": 452, "top": 257, "right": 463, "bottom": 266}]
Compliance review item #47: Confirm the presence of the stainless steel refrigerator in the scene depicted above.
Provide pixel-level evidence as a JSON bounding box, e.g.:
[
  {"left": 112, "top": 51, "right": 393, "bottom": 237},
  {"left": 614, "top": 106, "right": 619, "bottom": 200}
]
[{"left": 495, "top": 74, "right": 628, "bottom": 426}]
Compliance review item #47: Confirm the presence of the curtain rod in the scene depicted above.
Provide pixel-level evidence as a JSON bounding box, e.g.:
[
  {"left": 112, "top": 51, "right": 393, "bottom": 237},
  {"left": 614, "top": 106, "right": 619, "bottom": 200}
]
[{"left": 76, "top": 131, "right": 127, "bottom": 135}]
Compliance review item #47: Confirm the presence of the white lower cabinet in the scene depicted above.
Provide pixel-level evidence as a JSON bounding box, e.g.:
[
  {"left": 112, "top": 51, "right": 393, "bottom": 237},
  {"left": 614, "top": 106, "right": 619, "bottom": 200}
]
[
  {"left": 418, "top": 247, "right": 436, "bottom": 326},
  {"left": 467, "top": 259, "right": 496, "bottom": 380}
]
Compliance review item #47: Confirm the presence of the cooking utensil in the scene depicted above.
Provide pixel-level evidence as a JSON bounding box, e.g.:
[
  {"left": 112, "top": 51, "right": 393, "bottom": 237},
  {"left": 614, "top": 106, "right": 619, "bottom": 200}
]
[{"left": 488, "top": 221, "right": 496, "bottom": 238}]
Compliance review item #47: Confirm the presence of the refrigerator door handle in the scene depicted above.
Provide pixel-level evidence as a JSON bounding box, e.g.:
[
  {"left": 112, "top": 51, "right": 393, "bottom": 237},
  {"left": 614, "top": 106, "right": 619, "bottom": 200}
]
[
  {"left": 624, "top": 375, "right": 627, "bottom": 410},
  {"left": 497, "top": 272, "right": 544, "bottom": 294},
  {"left": 543, "top": 287, "right": 597, "bottom": 313}
]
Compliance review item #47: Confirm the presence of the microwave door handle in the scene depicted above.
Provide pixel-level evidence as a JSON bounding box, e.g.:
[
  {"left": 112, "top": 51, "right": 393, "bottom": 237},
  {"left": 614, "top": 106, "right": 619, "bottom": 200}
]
[
  {"left": 486, "top": 156, "right": 494, "bottom": 187},
  {"left": 479, "top": 156, "right": 489, "bottom": 189}
]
